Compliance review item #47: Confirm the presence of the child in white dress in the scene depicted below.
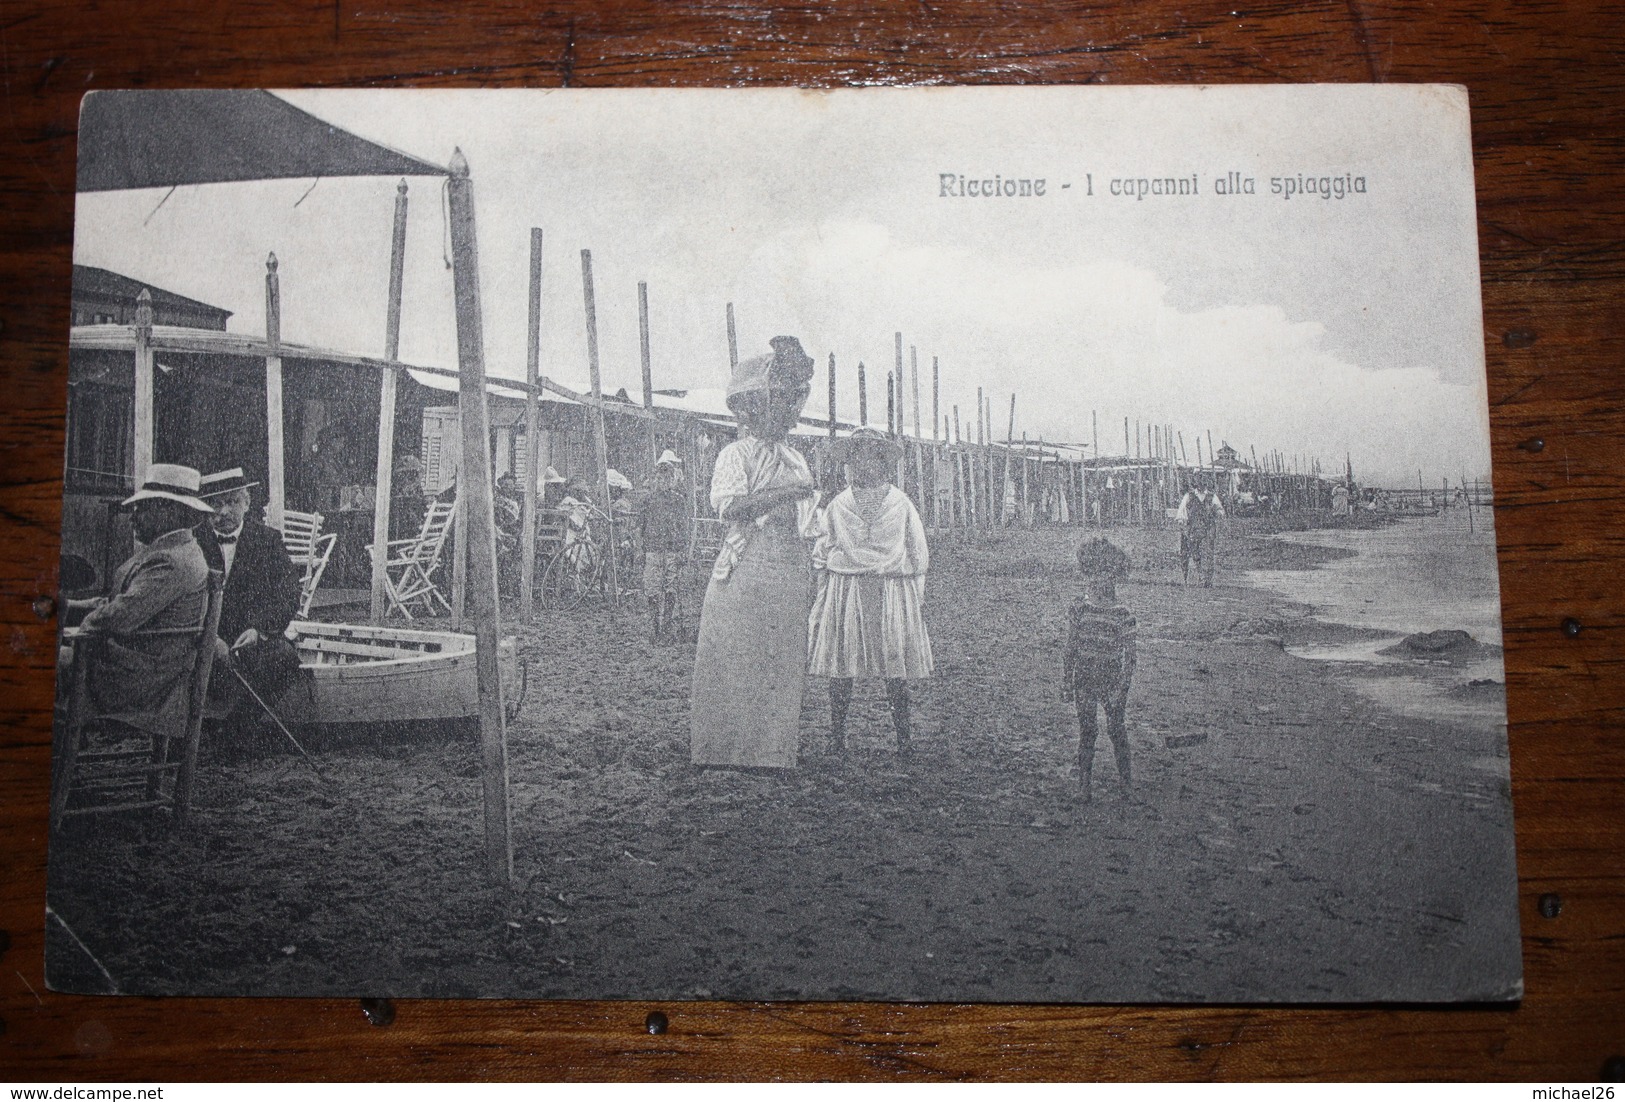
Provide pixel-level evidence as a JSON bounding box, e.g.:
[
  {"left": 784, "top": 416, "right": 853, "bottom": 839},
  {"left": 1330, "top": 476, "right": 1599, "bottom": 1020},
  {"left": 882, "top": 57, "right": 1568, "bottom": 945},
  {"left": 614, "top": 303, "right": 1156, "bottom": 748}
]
[{"left": 808, "top": 428, "right": 933, "bottom": 757}]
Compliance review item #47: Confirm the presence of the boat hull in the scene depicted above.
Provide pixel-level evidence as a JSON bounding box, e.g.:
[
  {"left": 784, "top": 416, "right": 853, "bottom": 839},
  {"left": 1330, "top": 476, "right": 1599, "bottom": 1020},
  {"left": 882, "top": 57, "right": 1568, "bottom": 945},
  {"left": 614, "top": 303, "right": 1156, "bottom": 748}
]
[{"left": 277, "top": 621, "right": 522, "bottom": 726}]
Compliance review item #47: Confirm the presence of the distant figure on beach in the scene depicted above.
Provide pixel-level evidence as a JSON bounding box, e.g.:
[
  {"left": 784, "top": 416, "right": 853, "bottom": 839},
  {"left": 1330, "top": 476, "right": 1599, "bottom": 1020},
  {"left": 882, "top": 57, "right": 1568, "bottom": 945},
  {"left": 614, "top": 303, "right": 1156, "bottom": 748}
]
[
  {"left": 640, "top": 451, "right": 689, "bottom": 643},
  {"left": 1062, "top": 538, "right": 1137, "bottom": 801},
  {"left": 1176, "top": 475, "right": 1226, "bottom": 587},
  {"left": 690, "top": 336, "right": 818, "bottom": 770},
  {"left": 808, "top": 428, "right": 934, "bottom": 759}
]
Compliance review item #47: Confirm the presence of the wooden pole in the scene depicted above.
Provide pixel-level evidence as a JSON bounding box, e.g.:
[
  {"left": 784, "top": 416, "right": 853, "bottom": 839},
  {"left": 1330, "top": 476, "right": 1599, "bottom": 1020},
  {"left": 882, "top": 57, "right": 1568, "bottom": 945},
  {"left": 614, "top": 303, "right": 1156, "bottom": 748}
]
[
  {"left": 725, "top": 302, "right": 738, "bottom": 372},
  {"left": 910, "top": 347, "right": 925, "bottom": 509},
  {"left": 639, "top": 280, "right": 655, "bottom": 467},
  {"left": 1020, "top": 430, "right": 1030, "bottom": 526},
  {"left": 451, "top": 486, "right": 467, "bottom": 627},
  {"left": 858, "top": 362, "right": 868, "bottom": 427},
  {"left": 370, "top": 181, "right": 410, "bottom": 624},
  {"left": 1092, "top": 409, "right": 1098, "bottom": 460},
  {"left": 581, "top": 249, "right": 617, "bottom": 605},
  {"left": 886, "top": 370, "right": 896, "bottom": 436},
  {"left": 893, "top": 332, "right": 904, "bottom": 435},
  {"left": 827, "top": 353, "right": 837, "bottom": 439},
  {"left": 953, "top": 405, "right": 960, "bottom": 445},
  {"left": 520, "top": 227, "right": 544, "bottom": 620},
  {"left": 264, "top": 254, "right": 285, "bottom": 531},
  {"left": 132, "top": 289, "right": 154, "bottom": 488},
  {"left": 932, "top": 357, "right": 941, "bottom": 442},
  {"left": 446, "top": 148, "right": 513, "bottom": 886},
  {"left": 1179, "top": 431, "right": 1188, "bottom": 464}
]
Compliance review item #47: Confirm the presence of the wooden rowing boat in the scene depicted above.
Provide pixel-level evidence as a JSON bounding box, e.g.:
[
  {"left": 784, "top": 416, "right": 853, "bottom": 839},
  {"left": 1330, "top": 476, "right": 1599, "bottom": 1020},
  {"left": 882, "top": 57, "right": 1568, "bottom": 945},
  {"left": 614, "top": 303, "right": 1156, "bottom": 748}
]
[{"left": 276, "top": 621, "right": 525, "bottom": 726}]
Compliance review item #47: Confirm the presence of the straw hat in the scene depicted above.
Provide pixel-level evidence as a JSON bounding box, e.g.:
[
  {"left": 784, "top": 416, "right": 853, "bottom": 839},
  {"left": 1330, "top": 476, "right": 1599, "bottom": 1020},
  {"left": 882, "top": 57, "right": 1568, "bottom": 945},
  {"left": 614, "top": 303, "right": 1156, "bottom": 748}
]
[
  {"left": 121, "top": 463, "right": 214, "bottom": 513},
  {"left": 828, "top": 427, "right": 902, "bottom": 467},
  {"left": 541, "top": 466, "right": 567, "bottom": 484},
  {"left": 198, "top": 467, "right": 260, "bottom": 499},
  {"left": 606, "top": 468, "right": 633, "bottom": 491},
  {"left": 655, "top": 449, "right": 683, "bottom": 468}
]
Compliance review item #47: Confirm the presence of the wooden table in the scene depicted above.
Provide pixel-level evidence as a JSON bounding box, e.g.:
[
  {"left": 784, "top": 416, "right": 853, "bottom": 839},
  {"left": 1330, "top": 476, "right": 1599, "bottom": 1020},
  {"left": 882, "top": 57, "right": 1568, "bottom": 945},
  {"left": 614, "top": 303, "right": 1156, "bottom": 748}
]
[{"left": 2, "top": 1, "right": 1620, "bottom": 1081}]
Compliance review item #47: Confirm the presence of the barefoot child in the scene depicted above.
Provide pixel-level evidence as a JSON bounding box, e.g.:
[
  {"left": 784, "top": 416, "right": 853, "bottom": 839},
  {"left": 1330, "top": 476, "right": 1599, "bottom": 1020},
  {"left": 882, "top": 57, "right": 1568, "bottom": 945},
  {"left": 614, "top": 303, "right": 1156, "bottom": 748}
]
[
  {"left": 809, "top": 428, "right": 933, "bottom": 757},
  {"left": 1062, "top": 538, "right": 1137, "bottom": 799},
  {"left": 639, "top": 451, "right": 689, "bottom": 641}
]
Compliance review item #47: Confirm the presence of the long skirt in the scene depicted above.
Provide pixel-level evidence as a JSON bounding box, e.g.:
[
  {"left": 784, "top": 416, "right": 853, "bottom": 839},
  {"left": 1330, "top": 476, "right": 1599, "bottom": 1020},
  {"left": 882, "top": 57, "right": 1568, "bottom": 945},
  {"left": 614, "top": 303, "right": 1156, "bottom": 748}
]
[
  {"left": 690, "top": 530, "right": 811, "bottom": 768},
  {"left": 807, "top": 573, "right": 934, "bottom": 680}
]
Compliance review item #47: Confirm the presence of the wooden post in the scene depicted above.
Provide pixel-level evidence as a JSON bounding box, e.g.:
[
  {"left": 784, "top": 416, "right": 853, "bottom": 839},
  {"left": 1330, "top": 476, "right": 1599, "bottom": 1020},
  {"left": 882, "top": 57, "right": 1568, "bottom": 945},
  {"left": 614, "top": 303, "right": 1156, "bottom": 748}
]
[
  {"left": 1092, "top": 410, "right": 1099, "bottom": 462},
  {"left": 1179, "top": 431, "right": 1188, "bottom": 464},
  {"left": 581, "top": 249, "right": 617, "bottom": 604},
  {"left": 1208, "top": 429, "right": 1216, "bottom": 471},
  {"left": 1007, "top": 395, "right": 1017, "bottom": 528},
  {"left": 1123, "top": 417, "right": 1130, "bottom": 459},
  {"left": 520, "top": 227, "right": 544, "bottom": 620},
  {"left": 827, "top": 353, "right": 838, "bottom": 439},
  {"left": 910, "top": 346, "right": 925, "bottom": 510},
  {"left": 451, "top": 485, "right": 467, "bottom": 627},
  {"left": 893, "top": 332, "right": 904, "bottom": 433},
  {"left": 886, "top": 370, "right": 896, "bottom": 436},
  {"left": 264, "top": 254, "right": 286, "bottom": 531},
  {"left": 1020, "top": 431, "right": 1029, "bottom": 527},
  {"left": 932, "top": 357, "right": 941, "bottom": 443},
  {"left": 931, "top": 358, "right": 941, "bottom": 527},
  {"left": 726, "top": 302, "right": 738, "bottom": 372},
  {"left": 370, "top": 181, "right": 410, "bottom": 624},
  {"left": 858, "top": 362, "right": 868, "bottom": 427},
  {"left": 132, "top": 289, "right": 154, "bottom": 487},
  {"left": 639, "top": 280, "right": 655, "bottom": 468},
  {"left": 446, "top": 148, "right": 513, "bottom": 886},
  {"left": 953, "top": 405, "right": 960, "bottom": 445}
]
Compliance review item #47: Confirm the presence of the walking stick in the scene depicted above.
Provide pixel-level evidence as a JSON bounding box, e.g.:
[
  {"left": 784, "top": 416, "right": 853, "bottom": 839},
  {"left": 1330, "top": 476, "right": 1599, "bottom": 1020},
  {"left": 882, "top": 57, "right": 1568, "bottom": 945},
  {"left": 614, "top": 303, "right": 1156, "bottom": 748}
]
[{"left": 229, "top": 664, "right": 330, "bottom": 784}]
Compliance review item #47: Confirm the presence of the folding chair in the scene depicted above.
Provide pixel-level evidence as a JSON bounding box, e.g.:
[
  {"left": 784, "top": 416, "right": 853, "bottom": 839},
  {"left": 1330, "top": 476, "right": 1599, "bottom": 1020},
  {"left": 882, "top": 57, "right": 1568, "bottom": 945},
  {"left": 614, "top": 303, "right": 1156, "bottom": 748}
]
[
  {"left": 367, "top": 498, "right": 457, "bottom": 619},
  {"left": 279, "top": 508, "right": 338, "bottom": 618},
  {"left": 690, "top": 516, "right": 727, "bottom": 562},
  {"left": 51, "top": 568, "right": 225, "bottom": 831}
]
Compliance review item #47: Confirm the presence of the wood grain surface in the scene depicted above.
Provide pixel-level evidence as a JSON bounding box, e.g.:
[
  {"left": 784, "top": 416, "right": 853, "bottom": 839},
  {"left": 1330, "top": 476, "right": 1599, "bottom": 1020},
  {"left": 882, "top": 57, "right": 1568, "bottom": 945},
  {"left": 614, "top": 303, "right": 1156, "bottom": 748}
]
[{"left": 2, "top": 0, "right": 1622, "bottom": 1082}]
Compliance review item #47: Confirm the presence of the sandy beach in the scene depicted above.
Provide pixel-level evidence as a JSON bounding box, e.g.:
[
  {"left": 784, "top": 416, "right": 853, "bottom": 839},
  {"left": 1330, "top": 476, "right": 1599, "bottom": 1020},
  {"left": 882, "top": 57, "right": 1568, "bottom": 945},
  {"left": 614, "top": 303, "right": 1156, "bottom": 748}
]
[{"left": 46, "top": 514, "right": 1521, "bottom": 1003}]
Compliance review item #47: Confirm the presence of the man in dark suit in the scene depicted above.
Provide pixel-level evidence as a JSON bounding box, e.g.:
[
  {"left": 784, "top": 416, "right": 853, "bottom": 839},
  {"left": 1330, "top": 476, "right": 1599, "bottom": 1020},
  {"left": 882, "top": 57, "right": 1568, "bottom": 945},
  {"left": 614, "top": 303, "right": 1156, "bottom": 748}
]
[{"left": 195, "top": 468, "right": 303, "bottom": 717}]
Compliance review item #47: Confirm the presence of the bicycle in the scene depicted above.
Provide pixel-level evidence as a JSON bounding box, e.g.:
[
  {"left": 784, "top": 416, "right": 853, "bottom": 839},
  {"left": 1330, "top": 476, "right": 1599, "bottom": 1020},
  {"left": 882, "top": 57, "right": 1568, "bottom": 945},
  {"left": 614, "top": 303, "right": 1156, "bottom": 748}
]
[{"left": 537, "top": 502, "right": 640, "bottom": 609}]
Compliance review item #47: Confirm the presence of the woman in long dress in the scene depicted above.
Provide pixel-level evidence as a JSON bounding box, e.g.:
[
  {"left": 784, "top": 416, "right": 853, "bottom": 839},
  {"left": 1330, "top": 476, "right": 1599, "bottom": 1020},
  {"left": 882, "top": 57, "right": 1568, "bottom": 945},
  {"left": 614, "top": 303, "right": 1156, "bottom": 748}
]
[
  {"left": 690, "top": 336, "right": 818, "bottom": 769},
  {"left": 807, "top": 428, "right": 933, "bottom": 757}
]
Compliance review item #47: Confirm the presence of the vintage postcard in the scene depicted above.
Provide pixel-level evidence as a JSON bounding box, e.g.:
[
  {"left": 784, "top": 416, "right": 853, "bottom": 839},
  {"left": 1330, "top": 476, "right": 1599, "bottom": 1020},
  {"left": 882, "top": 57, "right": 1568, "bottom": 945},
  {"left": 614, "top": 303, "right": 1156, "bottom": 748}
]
[{"left": 48, "top": 86, "right": 1519, "bottom": 1002}]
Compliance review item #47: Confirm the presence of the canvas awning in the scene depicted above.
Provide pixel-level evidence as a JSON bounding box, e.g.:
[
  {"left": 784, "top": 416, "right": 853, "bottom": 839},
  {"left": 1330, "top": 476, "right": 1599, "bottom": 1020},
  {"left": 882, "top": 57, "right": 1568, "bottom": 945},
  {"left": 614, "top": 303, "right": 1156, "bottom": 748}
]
[{"left": 77, "top": 90, "right": 446, "bottom": 192}]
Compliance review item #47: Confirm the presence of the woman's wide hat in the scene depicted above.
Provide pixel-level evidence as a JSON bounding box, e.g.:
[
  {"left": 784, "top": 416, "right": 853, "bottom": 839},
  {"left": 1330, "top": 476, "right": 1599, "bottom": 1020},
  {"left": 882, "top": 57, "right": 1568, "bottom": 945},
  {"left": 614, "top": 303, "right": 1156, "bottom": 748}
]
[
  {"left": 726, "top": 335, "right": 816, "bottom": 399},
  {"left": 121, "top": 463, "right": 215, "bottom": 513}
]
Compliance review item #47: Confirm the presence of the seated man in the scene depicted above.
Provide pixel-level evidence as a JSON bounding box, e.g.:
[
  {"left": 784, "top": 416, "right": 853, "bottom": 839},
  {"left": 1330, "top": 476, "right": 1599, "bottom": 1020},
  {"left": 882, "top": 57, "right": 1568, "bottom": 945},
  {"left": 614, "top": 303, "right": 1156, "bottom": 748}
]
[
  {"left": 65, "top": 465, "right": 215, "bottom": 744},
  {"left": 195, "top": 468, "right": 303, "bottom": 724}
]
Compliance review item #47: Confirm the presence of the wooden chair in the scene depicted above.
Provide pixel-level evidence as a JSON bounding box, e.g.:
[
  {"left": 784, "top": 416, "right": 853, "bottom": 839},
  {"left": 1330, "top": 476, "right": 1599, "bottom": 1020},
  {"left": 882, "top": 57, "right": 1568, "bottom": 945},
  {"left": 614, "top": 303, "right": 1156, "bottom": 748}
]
[
  {"left": 279, "top": 508, "right": 337, "bottom": 618},
  {"left": 690, "top": 516, "right": 727, "bottom": 562},
  {"left": 367, "top": 498, "right": 457, "bottom": 619},
  {"left": 50, "top": 569, "right": 225, "bottom": 831}
]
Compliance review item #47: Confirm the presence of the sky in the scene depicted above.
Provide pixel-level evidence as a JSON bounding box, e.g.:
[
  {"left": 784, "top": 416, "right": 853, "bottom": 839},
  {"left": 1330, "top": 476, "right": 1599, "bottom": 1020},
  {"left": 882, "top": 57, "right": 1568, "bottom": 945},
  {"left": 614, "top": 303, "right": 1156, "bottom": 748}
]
[{"left": 72, "top": 86, "right": 1495, "bottom": 486}]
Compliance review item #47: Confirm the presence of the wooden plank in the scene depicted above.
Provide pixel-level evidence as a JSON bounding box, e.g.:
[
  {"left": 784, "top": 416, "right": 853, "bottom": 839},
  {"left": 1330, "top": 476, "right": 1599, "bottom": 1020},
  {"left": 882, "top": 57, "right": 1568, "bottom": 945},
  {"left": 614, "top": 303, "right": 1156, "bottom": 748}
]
[
  {"left": 447, "top": 147, "right": 514, "bottom": 886},
  {"left": 520, "top": 227, "right": 543, "bottom": 620},
  {"left": 370, "top": 180, "right": 410, "bottom": 624},
  {"left": 580, "top": 248, "right": 617, "bottom": 603},
  {"left": 131, "top": 290, "right": 153, "bottom": 487},
  {"left": 263, "top": 253, "right": 285, "bottom": 531}
]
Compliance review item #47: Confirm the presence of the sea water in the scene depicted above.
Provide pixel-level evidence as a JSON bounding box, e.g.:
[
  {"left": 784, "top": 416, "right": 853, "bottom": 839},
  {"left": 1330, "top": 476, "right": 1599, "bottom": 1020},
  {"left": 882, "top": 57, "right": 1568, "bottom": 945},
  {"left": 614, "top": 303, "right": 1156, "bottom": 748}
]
[{"left": 1243, "top": 508, "right": 1506, "bottom": 722}]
